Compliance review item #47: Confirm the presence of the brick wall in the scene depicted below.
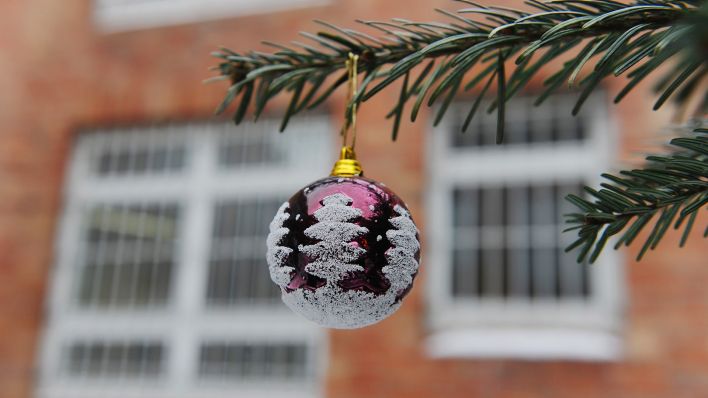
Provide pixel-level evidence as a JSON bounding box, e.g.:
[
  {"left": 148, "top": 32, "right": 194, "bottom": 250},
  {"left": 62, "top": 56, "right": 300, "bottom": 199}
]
[{"left": 0, "top": 1, "right": 705, "bottom": 397}]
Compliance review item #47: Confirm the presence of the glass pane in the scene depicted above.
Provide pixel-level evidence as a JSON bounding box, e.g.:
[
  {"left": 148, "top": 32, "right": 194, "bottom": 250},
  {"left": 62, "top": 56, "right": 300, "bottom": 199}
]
[
  {"left": 216, "top": 118, "right": 332, "bottom": 170},
  {"left": 199, "top": 342, "right": 309, "bottom": 381},
  {"left": 64, "top": 341, "right": 164, "bottom": 379},
  {"left": 90, "top": 129, "right": 186, "bottom": 176},
  {"left": 449, "top": 93, "right": 589, "bottom": 148},
  {"left": 480, "top": 248, "right": 505, "bottom": 297},
  {"left": 480, "top": 187, "right": 504, "bottom": 227},
  {"left": 218, "top": 130, "right": 281, "bottom": 167},
  {"left": 206, "top": 199, "right": 284, "bottom": 306},
  {"left": 453, "top": 188, "right": 478, "bottom": 227},
  {"left": 451, "top": 182, "right": 591, "bottom": 300},
  {"left": 557, "top": 183, "right": 592, "bottom": 297},
  {"left": 451, "top": 248, "right": 479, "bottom": 297},
  {"left": 77, "top": 203, "right": 179, "bottom": 308}
]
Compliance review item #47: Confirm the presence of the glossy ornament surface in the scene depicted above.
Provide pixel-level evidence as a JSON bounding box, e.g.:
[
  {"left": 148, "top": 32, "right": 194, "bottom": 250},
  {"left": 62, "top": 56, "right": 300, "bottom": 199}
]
[{"left": 266, "top": 176, "right": 420, "bottom": 329}]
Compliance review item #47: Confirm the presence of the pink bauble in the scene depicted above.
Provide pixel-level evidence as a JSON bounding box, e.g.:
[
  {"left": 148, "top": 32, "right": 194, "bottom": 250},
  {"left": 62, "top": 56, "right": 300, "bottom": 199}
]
[{"left": 266, "top": 176, "right": 420, "bottom": 329}]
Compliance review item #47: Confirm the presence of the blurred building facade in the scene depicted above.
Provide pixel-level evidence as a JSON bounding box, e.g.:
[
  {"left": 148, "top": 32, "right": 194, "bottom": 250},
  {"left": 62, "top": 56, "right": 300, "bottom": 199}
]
[{"left": 0, "top": 1, "right": 706, "bottom": 398}]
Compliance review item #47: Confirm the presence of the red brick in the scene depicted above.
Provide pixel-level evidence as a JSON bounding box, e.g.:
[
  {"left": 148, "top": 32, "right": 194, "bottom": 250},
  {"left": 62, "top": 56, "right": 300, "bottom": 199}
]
[{"left": 1, "top": 1, "right": 707, "bottom": 398}]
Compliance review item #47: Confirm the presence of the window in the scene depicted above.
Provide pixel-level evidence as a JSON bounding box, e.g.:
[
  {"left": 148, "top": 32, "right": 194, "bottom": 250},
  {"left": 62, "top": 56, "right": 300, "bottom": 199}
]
[
  {"left": 426, "top": 92, "right": 624, "bottom": 360},
  {"left": 38, "top": 118, "right": 331, "bottom": 398},
  {"left": 94, "top": 0, "right": 330, "bottom": 32}
]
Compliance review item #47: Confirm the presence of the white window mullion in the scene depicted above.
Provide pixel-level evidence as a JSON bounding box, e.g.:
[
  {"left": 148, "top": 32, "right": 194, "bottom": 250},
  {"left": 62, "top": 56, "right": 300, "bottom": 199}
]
[
  {"left": 168, "top": 129, "right": 214, "bottom": 393},
  {"left": 425, "top": 121, "right": 455, "bottom": 317},
  {"left": 73, "top": 178, "right": 193, "bottom": 202}
]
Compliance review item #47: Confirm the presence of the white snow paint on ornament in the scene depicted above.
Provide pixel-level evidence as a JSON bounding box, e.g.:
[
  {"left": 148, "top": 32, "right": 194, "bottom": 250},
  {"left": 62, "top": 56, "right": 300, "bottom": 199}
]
[
  {"left": 377, "top": 235, "right": 382, "bottom": 241},
  {"left": 383, "top": 205, "right": 420, "bottom": 294},
  {"left": 266, "top": 202, "right": 294, "bottom": 287},
  {"left": 282, "top": 281, "right": 405, "bottom": 329},
  {"left": 369, "top": 204, "right": 375, "bottom": 211},
  {"left": 295, "top": 214, "right": 301, "bottom": 221},
  {"left": 266, "top": 192, "right": 420, "bottom": 329},
  {"left": 297, "top": 193, "right": 368, "bottom": 281}
]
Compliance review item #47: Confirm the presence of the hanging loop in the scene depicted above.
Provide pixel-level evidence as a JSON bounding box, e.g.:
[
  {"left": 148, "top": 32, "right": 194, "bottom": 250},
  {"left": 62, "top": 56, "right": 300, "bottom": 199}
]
[
  {"left": 331, "top": 52, "right": 363, "bottom": 177},
  {"left": 341, "top": 52, "right": 360, "bottom": 149}
]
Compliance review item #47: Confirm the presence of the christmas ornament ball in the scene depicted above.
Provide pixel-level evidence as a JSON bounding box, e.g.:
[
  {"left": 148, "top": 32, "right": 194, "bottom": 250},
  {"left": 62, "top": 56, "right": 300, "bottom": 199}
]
[{"left": 266, "top": 176, "right": 420, "bottom": 329}]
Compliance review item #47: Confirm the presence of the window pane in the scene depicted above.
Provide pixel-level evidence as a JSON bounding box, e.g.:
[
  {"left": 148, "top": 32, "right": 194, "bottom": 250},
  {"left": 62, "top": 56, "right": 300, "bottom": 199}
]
[
  {"left": 217, "top": 127, "right": 282, "bottom": 167},
  {"left": 557, "top": 183, "right": 593, "bottom": 297},
  {"left": 481, "top": 187, "right": 505, "bottom": 227},
  {"left": 206, "top": 199, "right": 284, "bottom": 305},
  {"left": 452, "top": 248, "right": 479, "bottom": 297},
  {"left": 199, "top": 342, "right": 309, "bottom": 381},
  {"left": 216, "top": 119, "right": 332, "bottom": 170},
  {"left": 77, "top": 203, "right": 179, "bottom": 308},
  {"left": 453, "top": 188, "right": 479, "bottom": 228},
  {"left": 451, "top": 183, "right": 591, "bottom": 299},
  {"left": 449, "top": 93, "right": 590, "bottom": 148},
  {"left": 89, "top": 129, "right": 186, "bottom": 176},
  {"left": 64, "top": 341, "right": 164, "bottom": 379}
]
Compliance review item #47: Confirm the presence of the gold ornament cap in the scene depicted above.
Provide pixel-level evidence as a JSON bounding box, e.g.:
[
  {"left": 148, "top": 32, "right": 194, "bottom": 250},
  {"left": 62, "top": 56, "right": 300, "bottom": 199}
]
[{"left": 330, "top": 146, "right": 363, "bottom": 177}]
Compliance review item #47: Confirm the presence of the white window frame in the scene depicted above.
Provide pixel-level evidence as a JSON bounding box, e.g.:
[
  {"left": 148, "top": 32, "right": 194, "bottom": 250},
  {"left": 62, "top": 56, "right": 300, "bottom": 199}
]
[
  {"left": 94, "top": 0, "right": 330, "bottom": 33},
  {"left": 425, "top": 93, "right": 625, "bottom": 361},
  {"left": 37, "top": 119, "right": 332, "bottom": 398}
]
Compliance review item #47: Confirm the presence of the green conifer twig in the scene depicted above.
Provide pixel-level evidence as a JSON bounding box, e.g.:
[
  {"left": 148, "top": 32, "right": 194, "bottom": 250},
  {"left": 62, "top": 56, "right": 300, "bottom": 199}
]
[{"left": 211, "top": 0, "right": 707, "bottom": 261}]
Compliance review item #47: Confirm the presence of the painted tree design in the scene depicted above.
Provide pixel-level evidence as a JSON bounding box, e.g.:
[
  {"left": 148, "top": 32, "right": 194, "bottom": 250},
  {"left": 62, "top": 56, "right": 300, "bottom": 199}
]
[
  {"left": 383, "top": 204, "right": 420, "bottom": 294},
  {"left": 266, "top": 202, "right": 294, "bottom": 288},
  {"left": 299, "top": 193, "right": 368, "bottom": 282}
]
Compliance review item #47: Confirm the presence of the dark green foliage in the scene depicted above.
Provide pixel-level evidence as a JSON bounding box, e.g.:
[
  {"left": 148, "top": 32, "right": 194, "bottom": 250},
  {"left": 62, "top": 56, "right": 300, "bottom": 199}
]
[
  {"left": 212, "top": 0, "right": 705, "bottom": 143},
  {"left": 211, "top": 0, "right": 708, "bottom": 261},
  {"left": 565, "top": 128, "right": 707, "bottom": 263}
]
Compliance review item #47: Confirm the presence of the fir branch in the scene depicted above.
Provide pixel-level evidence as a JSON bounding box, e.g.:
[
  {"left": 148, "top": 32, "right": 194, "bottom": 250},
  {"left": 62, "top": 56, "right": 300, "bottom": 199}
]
[
  {"left": 565, "top": 127, "right": 708, "bottom": 263},
  {"left": 211, "top": 0, "right": 706, "bottom": 141}
]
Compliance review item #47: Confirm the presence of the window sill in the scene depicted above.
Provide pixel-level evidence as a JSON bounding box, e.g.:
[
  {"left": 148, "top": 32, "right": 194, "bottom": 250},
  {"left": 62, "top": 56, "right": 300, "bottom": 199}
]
[
  {"left": 95, "top": 0, "right": 331, "bottom": 33},
  {"left": 425, "top": 327, "right": 622, "bottom": 361}
]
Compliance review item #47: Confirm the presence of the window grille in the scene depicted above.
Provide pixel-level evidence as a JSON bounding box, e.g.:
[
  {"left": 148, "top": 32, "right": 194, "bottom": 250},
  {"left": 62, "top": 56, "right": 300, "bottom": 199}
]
[
  {"left": 450, "top": 183, "right": 590, "bottom": 299},
  {"left": 426, "top": 93, "right": 623, "bottom": 360},
  {"left": 39, "top": 118, "right": 331, "bottom": 398}
]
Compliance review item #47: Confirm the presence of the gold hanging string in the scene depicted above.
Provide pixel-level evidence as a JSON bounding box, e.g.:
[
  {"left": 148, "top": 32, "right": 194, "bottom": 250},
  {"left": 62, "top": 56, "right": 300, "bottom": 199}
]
[
  {"left": 341, "top": 52, "right": 359, "bottom": 150},
  {"left": 331, "top": 52, "right": 364, "bottom": 177}
]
